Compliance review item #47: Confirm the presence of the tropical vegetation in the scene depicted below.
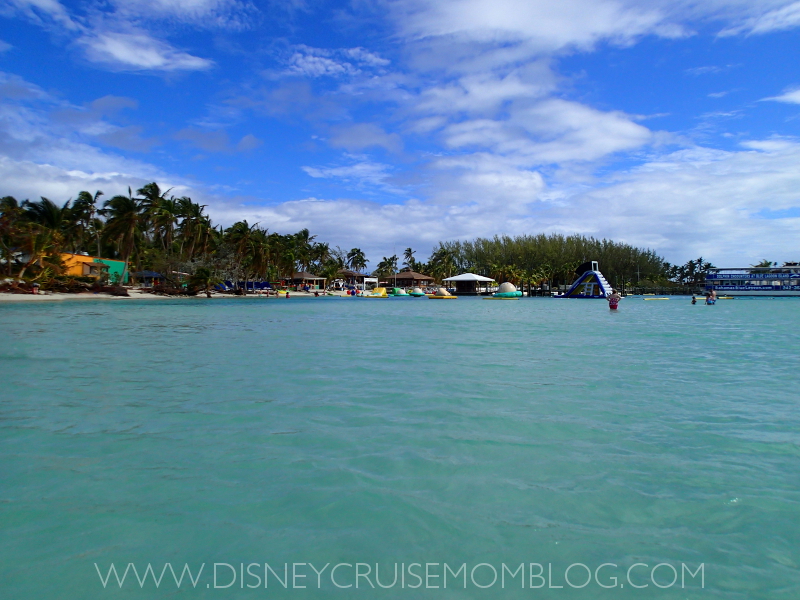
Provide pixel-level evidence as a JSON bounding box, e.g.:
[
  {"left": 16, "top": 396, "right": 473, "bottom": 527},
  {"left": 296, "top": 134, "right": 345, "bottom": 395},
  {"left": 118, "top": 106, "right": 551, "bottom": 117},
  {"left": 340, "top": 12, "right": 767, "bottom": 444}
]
[
  {"left": 2, "top": 183, "right": 717, "bottom": 293},
  {"left": 0, "top": 184, "right": 354, "bottom": 292}
]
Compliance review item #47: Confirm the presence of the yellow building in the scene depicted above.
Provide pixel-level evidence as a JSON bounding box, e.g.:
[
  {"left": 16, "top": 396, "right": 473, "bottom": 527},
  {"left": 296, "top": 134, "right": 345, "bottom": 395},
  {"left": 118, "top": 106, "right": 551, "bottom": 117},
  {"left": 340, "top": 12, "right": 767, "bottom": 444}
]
[{"left": 61, "top": 253, "right": 128, "bottom": 283}]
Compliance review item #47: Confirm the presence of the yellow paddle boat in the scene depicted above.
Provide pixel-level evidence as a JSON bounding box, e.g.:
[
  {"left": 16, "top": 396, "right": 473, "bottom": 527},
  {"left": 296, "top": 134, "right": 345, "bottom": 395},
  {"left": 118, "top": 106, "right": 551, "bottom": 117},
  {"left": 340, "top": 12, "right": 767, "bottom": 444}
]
[{"left": 364, "top": 287, "right": 388, "bottom": 298}]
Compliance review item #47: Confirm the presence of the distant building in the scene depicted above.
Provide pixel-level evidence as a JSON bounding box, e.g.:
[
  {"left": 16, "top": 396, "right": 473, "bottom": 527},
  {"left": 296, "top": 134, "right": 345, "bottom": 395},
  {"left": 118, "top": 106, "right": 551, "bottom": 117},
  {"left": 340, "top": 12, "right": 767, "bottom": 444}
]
[
  {"left": 131, "top": 271, "right": 164, "bottom": 287},
  {"left": 61, "top": 253, "right": 128, "bottom": 283},
  {"left": 388, "top": 270, "right": 435, "bottom": 287},
  {"left": 290, "top": 272, "right": 327, "bottom": 289},
  {"left": 443, "top": 273, "right": 495, "bottom": 295}
]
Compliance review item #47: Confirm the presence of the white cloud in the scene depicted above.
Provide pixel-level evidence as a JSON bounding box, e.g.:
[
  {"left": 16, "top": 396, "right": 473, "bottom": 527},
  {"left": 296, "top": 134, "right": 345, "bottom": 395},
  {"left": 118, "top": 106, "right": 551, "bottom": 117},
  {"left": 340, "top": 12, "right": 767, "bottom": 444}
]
[
  {"left": 395, "top": 0, "right": 672, "bottom": 52},
  {"left": 302, "top": 158, "right": 397, "bottom": 191},
  {"left": 2, "top": 0, "right": 79, "bottom": 30},
  {"left": 548, "top": 140, "right": 800, "bottom": 264},
  {"left": 441, "top": 99, "right": 654, "bottom": 163},
  {"left": 415, "top": 64, "right": 557, "bottom": 116},
  {"left": 287, "top": 53, "right": 359, "bottom": 78},
  {"left": 342, "top": 47, "right": 390, "bottom": 67},
  {"left": 763, "top": 87, "right": 800, "bottom": 104},
  {"left": 107, "top": 0, "right": 256, "bottom": 29},
  {"left": 80, "top": 32, "right": 213, "bottom": 71},
  {"left": 0, "top": 40, "right": 12, "bottom": 53},
  {"left": 3, "top": 0, "right": 215, "bottom": 72},
  {"left": 719, "top": 0, "right": 800, "bottom": 35},
  {"left": 284, "top": 46, "right": 390, "bottom": 78}
]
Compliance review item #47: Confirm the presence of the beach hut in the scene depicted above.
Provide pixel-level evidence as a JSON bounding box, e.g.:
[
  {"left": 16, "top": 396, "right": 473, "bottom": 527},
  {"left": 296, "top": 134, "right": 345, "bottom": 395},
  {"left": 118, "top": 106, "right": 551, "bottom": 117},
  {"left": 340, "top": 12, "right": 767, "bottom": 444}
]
[
  {"left": 290, "top": 271, "right": 327, "bottom": 290},
  {"left": 389, "top": 270, "right": 435, "bottom": 288},
  {"left": 336, "top": 269, "right": 368, "bottom": 289},
  {"left": 61, "top": 253, "right": 127, "bottom": 283},
  {"left": 132, "top": 271, "right": 164, "bottom": 287},
  {"left": 443, "top": 273, "right": 495, "bottom": 295}
]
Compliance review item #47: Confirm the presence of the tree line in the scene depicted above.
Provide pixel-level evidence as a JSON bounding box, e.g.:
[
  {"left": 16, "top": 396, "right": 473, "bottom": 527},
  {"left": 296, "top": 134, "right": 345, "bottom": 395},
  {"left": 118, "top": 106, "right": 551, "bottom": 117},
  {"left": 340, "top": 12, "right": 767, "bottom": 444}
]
[
  {"left": 2, "top": 183, "right": 712, "bottom": 292},
  {"left": 410, "top": 234, "right": 676, "bottom": 289},
  {"left": 0, "top": 183, "right": 369, "bottom": 289}
]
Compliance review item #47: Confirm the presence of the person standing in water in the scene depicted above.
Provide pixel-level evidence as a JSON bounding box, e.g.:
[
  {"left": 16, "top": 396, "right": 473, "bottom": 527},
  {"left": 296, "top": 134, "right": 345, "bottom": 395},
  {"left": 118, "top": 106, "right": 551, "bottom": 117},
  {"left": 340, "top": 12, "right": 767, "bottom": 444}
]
[{"left": 608, "top": 289, "right": 621, "bottom": 310}]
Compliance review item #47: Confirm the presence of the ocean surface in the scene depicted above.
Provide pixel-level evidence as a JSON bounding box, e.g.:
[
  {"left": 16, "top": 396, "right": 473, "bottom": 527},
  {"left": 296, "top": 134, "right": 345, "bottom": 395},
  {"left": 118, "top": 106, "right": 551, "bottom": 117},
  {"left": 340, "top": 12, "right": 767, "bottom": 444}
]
[{"left": 1, "top": 295, "right": 799, "bottom": 599}]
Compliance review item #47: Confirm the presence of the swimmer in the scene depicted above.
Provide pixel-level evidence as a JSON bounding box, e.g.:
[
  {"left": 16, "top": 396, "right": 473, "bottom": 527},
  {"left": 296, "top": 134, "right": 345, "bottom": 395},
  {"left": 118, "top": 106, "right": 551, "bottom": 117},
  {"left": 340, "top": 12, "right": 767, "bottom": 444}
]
[{"left": 608, "top": 288, "right": 621, "bottom": 310}]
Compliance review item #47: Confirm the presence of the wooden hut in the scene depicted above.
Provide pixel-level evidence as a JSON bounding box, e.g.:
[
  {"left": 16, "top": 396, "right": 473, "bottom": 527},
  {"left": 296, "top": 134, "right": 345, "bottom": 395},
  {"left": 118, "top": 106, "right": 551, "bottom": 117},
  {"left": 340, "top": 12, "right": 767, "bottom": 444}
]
[
  {"left": 389, "top": 270, "right": 435, "bottom": 288},
  {"left": 290, "top": 271, "right": 327, "bottom": 290}
]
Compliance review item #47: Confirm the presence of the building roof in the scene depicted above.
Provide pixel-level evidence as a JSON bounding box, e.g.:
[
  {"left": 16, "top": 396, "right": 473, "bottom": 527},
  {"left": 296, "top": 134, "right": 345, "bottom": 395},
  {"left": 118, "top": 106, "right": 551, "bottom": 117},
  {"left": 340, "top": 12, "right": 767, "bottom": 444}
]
[
  {"left": 132, "top": 271, "right": 163, "bottom": 278},
  {"left": 291, "top": 271, "right": 327, "bottom": 280},
  {"left": 390, "top": 270, "right": 434, "bottom": 281},
  {"left": 338, "top": 269, "right": 367, "bottom": 279},
  {"left": 61, "top": 252, "right": 124, "bottom": 264},
  {"left": 443, "top": 272, "right": 495, "bottom": 282}
]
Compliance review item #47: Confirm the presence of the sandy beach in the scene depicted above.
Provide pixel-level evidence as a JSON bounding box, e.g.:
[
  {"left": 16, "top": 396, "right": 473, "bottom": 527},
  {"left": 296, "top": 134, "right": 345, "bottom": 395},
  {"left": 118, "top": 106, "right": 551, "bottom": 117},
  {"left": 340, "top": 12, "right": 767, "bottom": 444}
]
[
  {"left": 0, "top": 289, "right": 354, "bottom": 302},
  {"left": 0, "top": 288, "right": 175, "bottom": 302}
]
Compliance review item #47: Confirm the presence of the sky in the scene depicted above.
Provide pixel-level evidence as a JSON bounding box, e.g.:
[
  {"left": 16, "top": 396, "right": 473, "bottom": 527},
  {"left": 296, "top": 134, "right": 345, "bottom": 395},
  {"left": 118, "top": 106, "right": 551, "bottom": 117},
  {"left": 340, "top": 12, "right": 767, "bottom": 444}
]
[{"left": 1, "top": 0, "right": 800, "bottom": 268}]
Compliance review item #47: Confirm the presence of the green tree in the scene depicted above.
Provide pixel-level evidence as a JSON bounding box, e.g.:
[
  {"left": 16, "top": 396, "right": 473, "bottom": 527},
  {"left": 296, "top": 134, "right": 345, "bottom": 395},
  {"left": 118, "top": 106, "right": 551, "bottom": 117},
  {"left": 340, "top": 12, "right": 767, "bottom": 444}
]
[
  {"left": 101, "top": 188, "right": 143, "bottom": 285},
  {"left": 346, "top": 248, "right": 367, "bottom": 272},
  {"left": 72, "top": 190, "right": 104, "bottom": 256}
]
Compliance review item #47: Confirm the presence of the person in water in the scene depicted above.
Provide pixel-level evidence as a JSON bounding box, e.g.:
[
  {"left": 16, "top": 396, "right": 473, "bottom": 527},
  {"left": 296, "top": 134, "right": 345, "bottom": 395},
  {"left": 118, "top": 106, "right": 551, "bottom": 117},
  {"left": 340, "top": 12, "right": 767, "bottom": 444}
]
[
  {"left": 608, "top": 289, "right": 621, "bottom": 310},
  {"left": 691, "top": 295, "right": 697, "bottom": 305}
]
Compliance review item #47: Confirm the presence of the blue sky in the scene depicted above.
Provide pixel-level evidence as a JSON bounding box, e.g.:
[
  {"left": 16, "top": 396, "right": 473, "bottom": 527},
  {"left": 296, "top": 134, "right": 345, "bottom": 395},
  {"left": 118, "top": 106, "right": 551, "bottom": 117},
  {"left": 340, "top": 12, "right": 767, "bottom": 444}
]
[{"left": 2, "top": 0, "right": 800, "bottom": 267}]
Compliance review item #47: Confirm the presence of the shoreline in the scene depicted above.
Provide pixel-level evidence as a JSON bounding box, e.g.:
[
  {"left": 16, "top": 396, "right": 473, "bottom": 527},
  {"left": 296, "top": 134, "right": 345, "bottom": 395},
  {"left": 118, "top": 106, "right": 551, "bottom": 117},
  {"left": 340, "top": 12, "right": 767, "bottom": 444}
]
[{"left": 0, "top": 289, "right": 354, "bottom": 302}]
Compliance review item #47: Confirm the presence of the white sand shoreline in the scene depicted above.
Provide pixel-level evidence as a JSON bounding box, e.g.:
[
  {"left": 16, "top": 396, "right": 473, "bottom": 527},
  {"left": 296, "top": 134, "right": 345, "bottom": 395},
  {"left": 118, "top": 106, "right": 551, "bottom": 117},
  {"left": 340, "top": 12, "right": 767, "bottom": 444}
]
[{"left": 0, "top": 289, "right": 353, "bottom": 302}]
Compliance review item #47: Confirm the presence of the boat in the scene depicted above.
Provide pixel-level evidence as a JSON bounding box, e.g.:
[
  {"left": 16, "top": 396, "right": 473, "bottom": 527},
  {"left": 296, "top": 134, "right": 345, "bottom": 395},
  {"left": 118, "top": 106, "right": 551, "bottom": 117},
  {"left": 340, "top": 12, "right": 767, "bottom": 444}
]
[
  {"left": 704, "top": 263, "right": 800, "bottom": 297},
  {"left": 363, "top": 287, "right": 388, "bottom": 298}
]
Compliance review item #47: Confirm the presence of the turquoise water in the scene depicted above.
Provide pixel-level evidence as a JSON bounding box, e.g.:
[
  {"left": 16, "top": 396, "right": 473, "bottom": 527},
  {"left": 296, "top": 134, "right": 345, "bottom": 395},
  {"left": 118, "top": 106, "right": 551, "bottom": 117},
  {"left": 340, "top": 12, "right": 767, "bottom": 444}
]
[{"left": 1, "top": 296, "right": 799, "bottom": 599}]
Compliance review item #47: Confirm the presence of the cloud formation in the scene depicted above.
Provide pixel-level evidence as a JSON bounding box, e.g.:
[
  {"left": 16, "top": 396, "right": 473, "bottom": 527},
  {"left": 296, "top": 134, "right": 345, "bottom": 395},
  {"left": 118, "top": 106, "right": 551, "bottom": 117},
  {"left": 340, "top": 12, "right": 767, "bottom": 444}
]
[{"left": 763, "top": 87, "right": 800, "bottom": 104}]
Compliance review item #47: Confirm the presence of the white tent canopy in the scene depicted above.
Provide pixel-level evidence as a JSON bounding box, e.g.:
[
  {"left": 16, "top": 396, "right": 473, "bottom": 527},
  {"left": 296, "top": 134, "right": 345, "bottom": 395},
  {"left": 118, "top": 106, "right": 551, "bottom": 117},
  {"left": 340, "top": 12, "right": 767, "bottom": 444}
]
[{"left": 443, "top": 273, "right": 495, "bottom": 282}]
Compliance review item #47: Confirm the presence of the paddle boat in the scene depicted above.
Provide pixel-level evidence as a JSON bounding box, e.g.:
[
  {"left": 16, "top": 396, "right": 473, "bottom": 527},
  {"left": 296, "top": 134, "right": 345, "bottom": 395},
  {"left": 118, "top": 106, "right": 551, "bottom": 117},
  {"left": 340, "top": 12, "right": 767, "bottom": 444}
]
[
  {"left": 427, "top": 287, "right": 457, "bottom": 299},
  {"left": 409, "top": 287, "right": 426, "bottom": 297},
  {"left": 363, "top": 287, "right": 388, "bottom": 298}
]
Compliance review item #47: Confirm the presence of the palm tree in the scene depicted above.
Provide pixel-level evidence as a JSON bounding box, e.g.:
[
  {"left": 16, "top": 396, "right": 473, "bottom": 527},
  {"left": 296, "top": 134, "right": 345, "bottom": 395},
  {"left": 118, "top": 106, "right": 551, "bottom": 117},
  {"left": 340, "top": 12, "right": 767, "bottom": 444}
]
[
  {"left": 403, "top": 247, "right": 416, "bottom": 271},
  {"left": 24, "top": 197, "right": 74, "bottom": 251},
  {"left": 225, "top": 220, "right": 258, "bottom": 290},
  {"left": 151, "top": 196, "right": 179, "bottom": 254},
  {"left": 0, "top": 196, "right": 24, "bottom": 276},
  {"left": 101, "top": 188, "right": 143, "bottom": 285},
  {"left": 346, "top": 248, "right": 367, "bottom": 273},
  {"left": 72, "top": 190, "right": 104, "bottom": 256},
  {"left": 176, "top": 197, "right": 208, "bottom": 259},
  {"left": 293, "top": 228, "right": 317, "bottom": 272},
  {"left": 16, "top": 224, "right": 59, "bottom": 280},
  {"left": 374, "top": 255, "right": 398, "bottom": 278}
]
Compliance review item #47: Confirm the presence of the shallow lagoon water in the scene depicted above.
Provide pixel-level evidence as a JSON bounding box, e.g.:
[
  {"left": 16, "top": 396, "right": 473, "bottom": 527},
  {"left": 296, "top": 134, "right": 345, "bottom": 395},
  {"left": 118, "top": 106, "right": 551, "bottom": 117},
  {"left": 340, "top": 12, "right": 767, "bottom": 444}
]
[{"left": 1, "top": 296, "right": 799, "bottom": 599}]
